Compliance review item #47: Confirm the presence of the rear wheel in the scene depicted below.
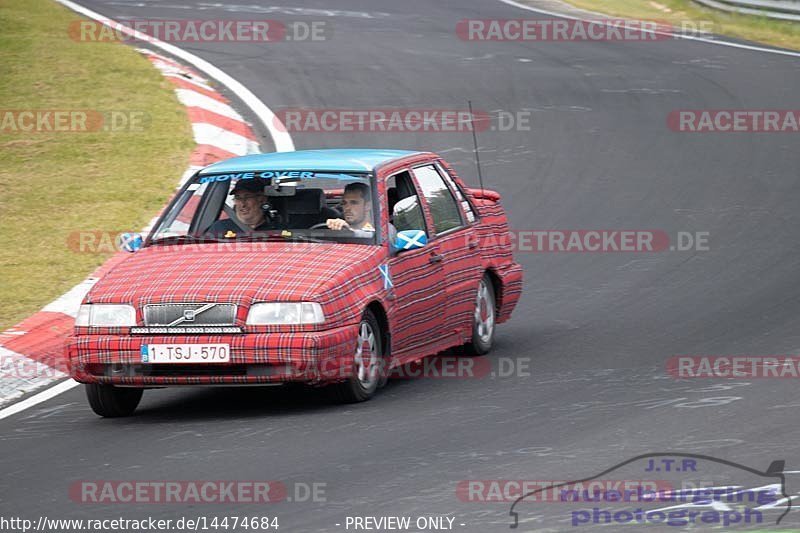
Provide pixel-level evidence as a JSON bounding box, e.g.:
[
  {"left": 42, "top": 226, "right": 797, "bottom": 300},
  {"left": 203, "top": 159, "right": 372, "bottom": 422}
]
[
  {"left": 461, "top": 273, "right": 496, "bottom": 356},
  {"left": 86, "top": 384, "right": 143, "bottom": 417},
  {"left": 328, "top": 309, "right": 383, "bottom": 403}
]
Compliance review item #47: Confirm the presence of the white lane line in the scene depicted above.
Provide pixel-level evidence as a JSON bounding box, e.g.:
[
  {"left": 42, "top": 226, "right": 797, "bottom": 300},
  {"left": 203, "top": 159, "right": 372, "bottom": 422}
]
[
  {"left": 498, "top": 0, "right": 800, "bottom": 58},
  {"left": 54, "top": 0, "right": 295, "bottom": 151},
  {"left": 0, "top": 380, "right": 79, "bottom": 421}
]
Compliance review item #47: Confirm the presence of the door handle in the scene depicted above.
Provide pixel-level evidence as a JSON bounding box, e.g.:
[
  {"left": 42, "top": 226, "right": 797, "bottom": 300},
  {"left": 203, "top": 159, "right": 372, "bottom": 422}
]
[
  {"left": 429, "top": 253, "right": 443, "bottom": 263},
  {"left": 468, "top": 239, "right": 479, "bottom": 249}
]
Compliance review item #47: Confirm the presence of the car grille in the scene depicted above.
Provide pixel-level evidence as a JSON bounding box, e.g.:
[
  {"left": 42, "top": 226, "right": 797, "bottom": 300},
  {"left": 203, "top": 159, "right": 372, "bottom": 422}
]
[{"left": 143, "top": 303, "right": 237, "bottom": 326}]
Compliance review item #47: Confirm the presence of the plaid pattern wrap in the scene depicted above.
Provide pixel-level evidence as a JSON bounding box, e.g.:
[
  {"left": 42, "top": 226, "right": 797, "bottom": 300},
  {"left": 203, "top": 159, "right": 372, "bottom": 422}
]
[
  {"left": 67, "top": 325, "right": 355, "bottom": 385},
  {"left": 435, "top": 158, "right": 523, "bottom": 324},
  {"left": 81, "top": 242, "right": 385, "bottom": 330}
]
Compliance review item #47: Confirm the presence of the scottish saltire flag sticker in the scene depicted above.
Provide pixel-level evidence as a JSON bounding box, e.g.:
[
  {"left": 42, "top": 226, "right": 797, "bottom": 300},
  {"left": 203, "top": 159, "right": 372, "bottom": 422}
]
[
  {"left": 379, "top": 264, "right": 393, "bottom": 290},
  {"left": 118, "top": 232, "right": 143, "bottom": 253},
  {"left": 140, "top": 345, "right": 149, "bottom": 363},
  {"left": 396, "top": 230, "right": 427, "bottom": 250}
]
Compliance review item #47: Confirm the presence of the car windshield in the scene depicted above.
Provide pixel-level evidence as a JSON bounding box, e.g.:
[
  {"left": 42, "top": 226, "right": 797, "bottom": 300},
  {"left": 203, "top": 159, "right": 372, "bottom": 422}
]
[{"left": 149, "top": 170, "right": 377, "bottom": 245}]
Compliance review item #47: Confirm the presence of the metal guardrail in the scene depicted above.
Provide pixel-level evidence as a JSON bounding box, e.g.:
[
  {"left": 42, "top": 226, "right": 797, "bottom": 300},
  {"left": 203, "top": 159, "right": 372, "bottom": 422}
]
[{"left": 692, "top": 0, "right": 800, "bottom": 21}]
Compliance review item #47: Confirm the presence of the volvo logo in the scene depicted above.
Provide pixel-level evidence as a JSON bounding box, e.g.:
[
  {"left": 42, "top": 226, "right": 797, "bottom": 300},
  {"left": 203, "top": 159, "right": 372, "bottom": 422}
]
[{"left": 168, "top": 303, "right": 218, "bottom": 327}]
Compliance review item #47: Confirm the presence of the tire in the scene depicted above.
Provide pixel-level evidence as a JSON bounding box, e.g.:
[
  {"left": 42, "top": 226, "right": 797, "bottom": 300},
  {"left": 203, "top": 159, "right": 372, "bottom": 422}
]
[
  {"left": 461, "top": 273, "right": 496, "bottom": 356},
  {"left": 327, "top": 309, "right": 384, "bottom": 403},
  {"left": 85, "top": 384, "right": 143, "bottom": 417}
]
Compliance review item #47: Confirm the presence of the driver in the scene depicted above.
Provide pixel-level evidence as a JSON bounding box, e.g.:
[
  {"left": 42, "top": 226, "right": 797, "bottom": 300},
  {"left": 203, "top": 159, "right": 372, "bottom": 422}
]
[
  {"left": 207, "top": 178, "right": 275, "bottom": 234},
  {"left": 326, "top": 182, "right": 374, "bottom": 231}
]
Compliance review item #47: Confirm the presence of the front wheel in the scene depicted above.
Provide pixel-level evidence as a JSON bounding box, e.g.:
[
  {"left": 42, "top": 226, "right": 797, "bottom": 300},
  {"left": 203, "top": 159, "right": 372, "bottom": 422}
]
[
  {"left": 461, "top": 273, "right": 496, "bottom": 356},
  {"left": 327, "top": 309, "right": 383, "bottom": 403},
  {"left": 86, "top": 384, "right": 143, "bottom": 417}
]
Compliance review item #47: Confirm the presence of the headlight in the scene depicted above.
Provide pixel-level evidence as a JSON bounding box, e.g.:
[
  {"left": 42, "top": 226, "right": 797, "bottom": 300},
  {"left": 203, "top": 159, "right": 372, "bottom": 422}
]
[
  {"left": 246, "top": 302, "right": 325, "bottom": 325},
  {"left": 75, "top": 304, "right": 137, "bottom": 327}
]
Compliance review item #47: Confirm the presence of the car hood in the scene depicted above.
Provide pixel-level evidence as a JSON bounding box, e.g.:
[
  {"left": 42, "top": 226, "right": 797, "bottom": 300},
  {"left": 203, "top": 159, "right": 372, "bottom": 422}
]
[{"left": 85, "top": 242, "right": 385, "bottom": 309}]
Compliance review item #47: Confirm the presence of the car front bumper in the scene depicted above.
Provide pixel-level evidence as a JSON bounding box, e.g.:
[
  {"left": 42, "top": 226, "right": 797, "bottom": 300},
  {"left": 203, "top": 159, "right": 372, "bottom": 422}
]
[{"left": 67, "top": 324, "right": 358, "bottom": 386}]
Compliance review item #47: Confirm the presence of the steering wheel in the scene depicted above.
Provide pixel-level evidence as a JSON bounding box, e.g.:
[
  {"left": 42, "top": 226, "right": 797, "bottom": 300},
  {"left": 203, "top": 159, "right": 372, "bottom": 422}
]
[{"left": 310, "top": 222, "right": 354, "bottom": 231}]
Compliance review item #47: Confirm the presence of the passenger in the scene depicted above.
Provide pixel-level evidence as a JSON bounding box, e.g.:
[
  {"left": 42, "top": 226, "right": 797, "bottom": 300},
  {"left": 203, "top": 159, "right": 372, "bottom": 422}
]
[{"left": 326, "top": 182, "right": 374, "bottom": 231}]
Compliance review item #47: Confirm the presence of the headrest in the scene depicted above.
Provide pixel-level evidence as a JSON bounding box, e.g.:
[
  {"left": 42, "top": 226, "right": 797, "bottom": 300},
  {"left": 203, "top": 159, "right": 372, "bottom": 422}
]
[{"left": 287, "top": 188, "right": 324, "bottom": 215}]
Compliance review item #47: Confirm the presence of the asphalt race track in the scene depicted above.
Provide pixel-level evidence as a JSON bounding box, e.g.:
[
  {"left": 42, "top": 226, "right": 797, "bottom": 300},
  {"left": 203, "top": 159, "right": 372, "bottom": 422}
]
[{"left": 3, "top": 0, "right": 800, "bottom": 531}]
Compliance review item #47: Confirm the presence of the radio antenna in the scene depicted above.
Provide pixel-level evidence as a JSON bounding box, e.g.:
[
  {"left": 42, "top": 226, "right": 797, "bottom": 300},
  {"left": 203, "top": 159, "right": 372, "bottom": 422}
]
[{"left": 468, "top": 100, "right": 485, "bottom": 193}]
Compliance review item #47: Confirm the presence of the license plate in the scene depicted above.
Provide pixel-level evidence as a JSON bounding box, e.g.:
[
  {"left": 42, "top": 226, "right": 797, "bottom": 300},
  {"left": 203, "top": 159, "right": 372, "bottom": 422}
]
[{"left": 141, "top": 344, "right": 230, "bottom": 363}]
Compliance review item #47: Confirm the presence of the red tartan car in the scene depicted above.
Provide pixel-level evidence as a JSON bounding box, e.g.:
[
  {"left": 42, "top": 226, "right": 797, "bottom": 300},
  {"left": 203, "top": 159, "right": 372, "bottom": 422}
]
[{"left": 67, "top": 149, "right": 523, "bottom": 416}]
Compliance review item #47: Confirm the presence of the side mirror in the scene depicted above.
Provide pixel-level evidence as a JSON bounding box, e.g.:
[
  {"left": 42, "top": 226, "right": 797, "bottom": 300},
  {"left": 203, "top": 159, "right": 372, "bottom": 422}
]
[
  {"left": 394, "top": 230, "right": 427, "bottom": 252},
  {"left": 117, "top": 232, "right": 144, "bottom": 253}
]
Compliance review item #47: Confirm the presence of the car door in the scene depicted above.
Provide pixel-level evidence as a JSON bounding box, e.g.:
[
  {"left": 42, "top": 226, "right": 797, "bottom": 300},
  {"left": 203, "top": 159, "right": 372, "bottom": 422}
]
[
  {"left": 410, "top": 163, "right": 482, "bottom": 341},
  {"left": 385, "top": 171, "right": 448, "bottom": 361}
]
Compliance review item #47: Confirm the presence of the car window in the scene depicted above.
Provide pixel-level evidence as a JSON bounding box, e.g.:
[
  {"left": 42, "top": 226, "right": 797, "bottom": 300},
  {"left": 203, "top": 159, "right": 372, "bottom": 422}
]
[
  {"left": 149, "top": 171, "right": 376, "bottom": 245},
  {"left": 412, "top": 164, "right": 464, "bottom": 235},
  {"left": 154, "top": 181, "right": 210, "bottom": 238},
  {"left": 435, "top": 162, "right": 477, "bottom": 224}
]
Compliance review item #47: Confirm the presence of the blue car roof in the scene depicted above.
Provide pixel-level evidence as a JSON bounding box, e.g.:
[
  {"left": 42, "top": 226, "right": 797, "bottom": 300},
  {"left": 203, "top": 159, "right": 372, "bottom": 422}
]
[{"left": 199, "top": 149, "right": 421, "bottom": 174}]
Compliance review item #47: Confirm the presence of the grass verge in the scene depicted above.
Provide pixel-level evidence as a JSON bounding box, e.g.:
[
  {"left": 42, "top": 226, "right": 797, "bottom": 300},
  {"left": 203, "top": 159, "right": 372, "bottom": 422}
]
[
  {"left": 0, "top": 0, "right": 194, "bottom": 330},
  {"left": 545, "top": 0, "right": 800, "bottom": 50}
]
